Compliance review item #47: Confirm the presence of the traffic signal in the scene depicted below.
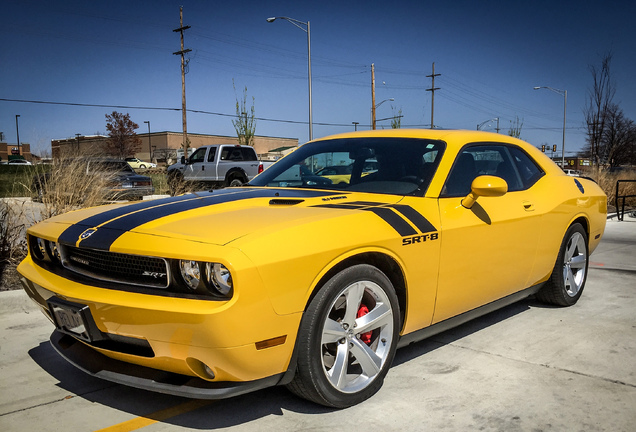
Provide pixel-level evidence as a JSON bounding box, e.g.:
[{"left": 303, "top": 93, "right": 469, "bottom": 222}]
[
  {"left": 541, "top": 145, "right": 546, "bottom": 152},
  {"left": 553, "top": 145, "right": 557, "bottom": 152}
]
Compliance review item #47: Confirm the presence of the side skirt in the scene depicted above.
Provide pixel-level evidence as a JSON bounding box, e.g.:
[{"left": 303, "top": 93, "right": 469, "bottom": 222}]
[{"left": 397, "top": 284, "right": 543, "bottom": 349}]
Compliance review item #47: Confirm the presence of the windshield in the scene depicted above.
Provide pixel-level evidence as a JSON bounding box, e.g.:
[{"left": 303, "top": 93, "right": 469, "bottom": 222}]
[{"left": 250, "top": 137, "right": 445, "bottom": 196}]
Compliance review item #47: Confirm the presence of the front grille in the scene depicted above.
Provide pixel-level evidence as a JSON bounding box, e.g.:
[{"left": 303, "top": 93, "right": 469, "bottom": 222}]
[{"left": 61, "top": 245, "right": 169, "bottom": 288}]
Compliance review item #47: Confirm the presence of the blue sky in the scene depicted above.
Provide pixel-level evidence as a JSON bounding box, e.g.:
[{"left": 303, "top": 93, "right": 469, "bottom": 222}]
[{"left": 1, "top": 0, "right": 635, "bottom": 157}]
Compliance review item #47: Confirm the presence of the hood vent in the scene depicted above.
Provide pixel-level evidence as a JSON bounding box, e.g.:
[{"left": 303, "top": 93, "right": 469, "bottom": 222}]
[{"left": 269, "top": 199, "right": 305, "bottom": 206}]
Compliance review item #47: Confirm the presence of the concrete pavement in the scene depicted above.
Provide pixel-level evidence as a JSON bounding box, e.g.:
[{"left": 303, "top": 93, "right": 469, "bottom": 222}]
[{"left": 1, "top": 218, "right": 634, "bottom": 431}]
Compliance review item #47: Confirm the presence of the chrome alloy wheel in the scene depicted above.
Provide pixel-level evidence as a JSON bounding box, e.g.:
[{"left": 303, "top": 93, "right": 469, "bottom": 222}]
[
  {"left": 319, "top": 280, "right": 395, "bottom": 394},
  {"left": 563, "top": 231, "right": 587, "bottom": 297}
]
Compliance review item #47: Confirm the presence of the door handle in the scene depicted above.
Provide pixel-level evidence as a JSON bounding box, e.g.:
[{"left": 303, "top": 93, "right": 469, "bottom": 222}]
[{"left": 522, "top": 201, "right": 535, "bottom": 211}]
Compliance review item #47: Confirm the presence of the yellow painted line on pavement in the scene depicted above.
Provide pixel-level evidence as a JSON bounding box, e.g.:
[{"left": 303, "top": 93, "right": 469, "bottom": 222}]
[{"left": 95, "top": 399, "right": 214, "bottom": 432}]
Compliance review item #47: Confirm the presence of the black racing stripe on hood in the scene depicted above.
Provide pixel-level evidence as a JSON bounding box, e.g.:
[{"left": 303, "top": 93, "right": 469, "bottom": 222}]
[
  {"left": 65, "top": 188, "right": 342, "bottom": 250},
  {"left": 57, "top": 193, "right": 208, "bottom": 246}
]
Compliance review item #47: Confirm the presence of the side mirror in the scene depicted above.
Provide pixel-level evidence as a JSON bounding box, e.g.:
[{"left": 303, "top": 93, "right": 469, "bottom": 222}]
[
  {"left": 181, "top": 156, "right": 186, "bottom": 165},
  {"left": 461, "top": 175, "right": 508, "bottom": 209}
]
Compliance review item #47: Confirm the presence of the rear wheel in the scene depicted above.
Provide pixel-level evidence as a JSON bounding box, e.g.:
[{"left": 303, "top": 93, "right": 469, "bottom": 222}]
[
  {"left": 287, "top": 264, "right": 400, "bottom": 408},
  {"left": 536, "top": 223, "right": 588, "bottom": 306},
  {"left": 228, "top": 177, "right": 244, "bottom": 187}
]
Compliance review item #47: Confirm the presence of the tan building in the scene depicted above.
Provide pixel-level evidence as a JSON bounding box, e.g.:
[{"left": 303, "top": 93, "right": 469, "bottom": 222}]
[
  {"left": 0, "top": 142, "right": 32, "bottom": 163},
  {"left": 51, "top": 132, "right": 298, "bottom": 164}
]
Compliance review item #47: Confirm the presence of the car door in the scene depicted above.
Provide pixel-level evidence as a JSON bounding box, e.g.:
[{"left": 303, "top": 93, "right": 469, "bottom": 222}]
[
  {"left": 183, "top": 147, "right": 207, "bottom": 180},
  {"left": 199, "top": 146, "right": 217, "bottom": 181},
  {"left": 433, "top": 144, "right": 544, "bottom": 323}
]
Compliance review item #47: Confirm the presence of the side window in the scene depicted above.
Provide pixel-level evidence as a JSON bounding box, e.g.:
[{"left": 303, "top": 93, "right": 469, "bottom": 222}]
[
  {"left": 221, "top": 147, "right": 245, "bottom": 161},
  {"left": 189, "top": 147, "right": 206, "bottom": 163},
  {"left": 206, "top": 147, "right": 217, "bottom": 162},
  {"left": 509, "top": 147, "right": 544, "bottom": 188},
  {"left": 442, "top": 144, "right": 522, "bottom": 197},
  {"left": 241, "top": 148, "right": 257, "bottom": 161}
]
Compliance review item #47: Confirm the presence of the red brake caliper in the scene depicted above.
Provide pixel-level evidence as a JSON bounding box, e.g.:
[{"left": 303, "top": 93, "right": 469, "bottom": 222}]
[{"left": 356, "top": 304, "right": 373, "bottom": 345}]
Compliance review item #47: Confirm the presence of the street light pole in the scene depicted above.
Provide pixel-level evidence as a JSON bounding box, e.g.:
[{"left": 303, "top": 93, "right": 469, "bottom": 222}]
[
  {"left": 534, "top": 86, "right": 567, "bottom": 168},
  {"left": 352, "top": 122, "right": 359, "bottom": 131},
  {"left": 373, "top": 98, "right": 394, "bottom": 130},
  {"left": 267, "top": 16, "right": 312, "bottom": 141},
  {"left": 144, "top": 121, "right": 152, "bottom": 161},
  {"left": 15, "top": 115, "right": 20, "bottom": 157}
]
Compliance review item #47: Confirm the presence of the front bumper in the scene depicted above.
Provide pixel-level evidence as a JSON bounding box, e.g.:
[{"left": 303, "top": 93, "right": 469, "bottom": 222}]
[
  {"left": 50, "top": 331, "right": 285, "bottom": 399},
  {"left": 18, "top": 254, "right": 301, "bottom": 386}
]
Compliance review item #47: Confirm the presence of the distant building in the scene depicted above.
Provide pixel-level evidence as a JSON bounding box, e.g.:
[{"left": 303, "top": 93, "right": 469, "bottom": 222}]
[
  {"left": 0, "top": 142, "right": 32, "bottom": 163},
  {"left": 51, "top": 132, "right": 299, "bottom": 165}
]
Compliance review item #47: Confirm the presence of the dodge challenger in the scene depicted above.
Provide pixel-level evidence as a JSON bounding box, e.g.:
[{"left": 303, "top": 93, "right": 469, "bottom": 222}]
[{"left": 18, "top": 129, "right": 607, "bottom": 407}]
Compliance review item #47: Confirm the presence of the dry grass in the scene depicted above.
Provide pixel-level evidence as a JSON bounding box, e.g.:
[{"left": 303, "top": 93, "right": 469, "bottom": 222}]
[
  {"left": 0, "top": 199, "right": 27, "bottom": 285},
  {"left": 32, "top": 157, "right": 123, "bottom": 219},
  {"left": 0, "top": 155, "right": 133, "bottom": 287},
  {"left": 586, "top": 169, "right": 636, "bottom": 209}
]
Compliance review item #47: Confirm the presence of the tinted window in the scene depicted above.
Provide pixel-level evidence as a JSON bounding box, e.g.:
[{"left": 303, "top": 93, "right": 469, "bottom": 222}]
[
  {"left": 241, "top": 148, "right": 257, "bottom": 161},
  {"left": 250, "top": 138, "right": 445, "bottom": 196},
  {"left": 442, "top": 145, "right": 516, "bottom": 196},
  {"left": 220, "top": 146, "right": 257, "bottom": 161},
  {"left": 509, "top": 147, "right": 544, "bottom": 188},
  {"left": 189, "top": 147, "right": 206, "bottom": 163},
  {"left": 206, "top": 147, "right": 217, "bottom": 162}
]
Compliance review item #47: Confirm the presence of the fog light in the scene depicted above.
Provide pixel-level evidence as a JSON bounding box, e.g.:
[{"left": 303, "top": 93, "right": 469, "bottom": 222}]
[{"left": 186, "top": 357, "right": 216, "bottom": 380}]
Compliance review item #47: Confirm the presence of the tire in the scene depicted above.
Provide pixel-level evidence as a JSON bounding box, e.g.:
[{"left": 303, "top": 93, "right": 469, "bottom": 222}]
[
  {"left": 536, "top": 223, "right": 589, "bottom": 306},
  {"left": 139, "top": 164, "right": 146, "bottom": 169},
  {"left": 287, "top": 264, "right": 400, "bottom": 408},
  {"left": 228, "top": 177, "right": 244, "bottom": 187}
]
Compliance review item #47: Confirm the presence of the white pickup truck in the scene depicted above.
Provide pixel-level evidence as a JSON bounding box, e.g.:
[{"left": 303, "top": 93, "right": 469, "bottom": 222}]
[{"left": 167, "top": 144, "right": 266, "bottom": 193}]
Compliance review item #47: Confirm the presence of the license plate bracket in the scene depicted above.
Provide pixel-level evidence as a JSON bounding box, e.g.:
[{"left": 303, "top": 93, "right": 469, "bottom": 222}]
[{"left": 47, "top": 297, "right": 102, "bottom": 343}]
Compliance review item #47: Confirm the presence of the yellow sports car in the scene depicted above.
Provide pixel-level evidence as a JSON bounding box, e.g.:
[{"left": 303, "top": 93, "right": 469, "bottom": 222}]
[{"left": 18, "top": 129, "right": 606, "bottom": 408}]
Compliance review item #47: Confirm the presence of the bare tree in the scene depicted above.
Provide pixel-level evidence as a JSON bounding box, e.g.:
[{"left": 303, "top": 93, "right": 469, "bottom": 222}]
[
  {"left": 391, "top": 106, "right": 402, "bottom": 129},
  {"left": 601, "top": 104, "right": 635, "bottom": 167},
  {"left": 584, "top": 52, "right": 615, "bottom": 166},
  {"left": 105, "top": 111, "right": 142, "bottom": 159},
  {"left": 508, "top": 116, "right": 523, "bottom": 138},
  {"left": 232, "top": 80, "right": 256, "bottom": 146}
]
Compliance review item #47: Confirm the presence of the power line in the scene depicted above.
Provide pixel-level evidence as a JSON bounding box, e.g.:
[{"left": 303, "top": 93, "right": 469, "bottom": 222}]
[{"left": 0, "top": 98, "right": 355, "bottom": 127}]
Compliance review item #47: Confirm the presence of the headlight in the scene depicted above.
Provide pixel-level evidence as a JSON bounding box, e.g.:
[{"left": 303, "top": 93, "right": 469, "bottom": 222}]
[
  {"left": 179, "top": 260, "right": 201, "bottom": 290},
  {"left": 29, "top": 237, "right": 61, "bottom": 264},
  {"left": 206, "top": 263, "right": 233, "bottom": 296},
  {"left": 178, "top": 260, "right": 233, "bottom": 298},
  {"left": 47, "top": 240, "right": 61, "bottom": 262}
]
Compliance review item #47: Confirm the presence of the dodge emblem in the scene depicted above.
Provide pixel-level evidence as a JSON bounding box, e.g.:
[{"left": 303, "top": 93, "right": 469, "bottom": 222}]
[{"left": 80, "top": 228, "right": 97, "bottom": 240}]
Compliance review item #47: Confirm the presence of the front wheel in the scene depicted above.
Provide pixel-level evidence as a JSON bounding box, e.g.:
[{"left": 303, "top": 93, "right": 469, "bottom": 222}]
[
  {"left": 536, "top": 223, "right": 589, "bottom": 306},
  {"left": 287, "top": 264, "right": 400, "bottom": 408}
]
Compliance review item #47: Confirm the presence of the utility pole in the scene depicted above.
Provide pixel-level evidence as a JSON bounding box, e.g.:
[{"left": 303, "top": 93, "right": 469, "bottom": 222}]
[
  {"left": 426, "top": 62, "right": 440, "bottom": 129},
  {"left": 144, "top": 121, "right": 152, "bottom": 161},
  {"left": 173, "top": 7, "right": 191, "bottom": 159},
  {"left": 371, "top": 63, "right": 377, "bottom": 130}
]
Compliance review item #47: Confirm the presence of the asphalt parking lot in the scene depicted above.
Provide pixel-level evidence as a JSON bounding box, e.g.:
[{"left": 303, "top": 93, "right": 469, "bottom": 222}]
[{"left": 0, "top": 218, "right": 634, "bottom": 432}]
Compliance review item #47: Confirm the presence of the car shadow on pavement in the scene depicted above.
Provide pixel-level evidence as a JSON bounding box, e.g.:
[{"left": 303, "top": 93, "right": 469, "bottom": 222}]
[
  {"left": 393, "top": 298, "right": 534, "bottom": 366},
  {"left": 28, "top": 339, "right": 336, "bottom": 429},
  {"left": 27, "top": 297, "right": 540, "bottom": 429}
]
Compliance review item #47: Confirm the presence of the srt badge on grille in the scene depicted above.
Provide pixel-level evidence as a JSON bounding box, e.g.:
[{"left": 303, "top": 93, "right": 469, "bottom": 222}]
[
  {"left": 143, "top": 271, "right": 167, "bottom": 279},
  {"left": 79, "top": 228, "right": 97, "bottom": 240}
]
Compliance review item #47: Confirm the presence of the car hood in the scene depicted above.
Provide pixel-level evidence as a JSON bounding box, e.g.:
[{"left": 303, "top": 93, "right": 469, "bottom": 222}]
[{"left": 47, "top": 188, "right": 404, "bottom": 251}]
